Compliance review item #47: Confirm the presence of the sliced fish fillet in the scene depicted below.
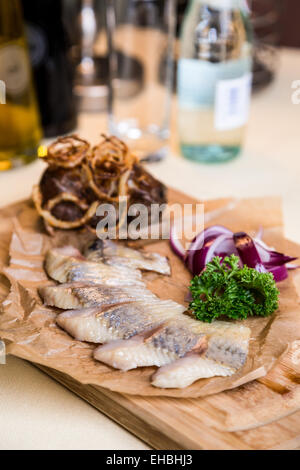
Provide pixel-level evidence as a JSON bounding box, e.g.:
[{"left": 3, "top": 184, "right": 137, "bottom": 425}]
[
  {"left": 182, "top": 319, "right": 250, "bottom": 370},
  {"left": 39, "top": 283, "right": 156, "bottom": 310},
  {"left": 45, "top": 247, "right": 144, "bottom": 287},
  {"left": 84, "top": 239, "right": 171, "bottom": 275},
  {"left": 150, "top": 321, "right": 250, "bottom": 388},
  {"left": 46, "top": 244, "right": 250, "bottom": 388},
  {"left": 94, "top": 317, "right": 208, "bottom": 370},
  {"left": 151, "top": 355, "right": 234, "bottom": 389},
  {"left": 93, "top": 315, "right": 250, "bottom": 373},
  {"left": 56, "top": 300, "right": 186, "bottom": 343}
]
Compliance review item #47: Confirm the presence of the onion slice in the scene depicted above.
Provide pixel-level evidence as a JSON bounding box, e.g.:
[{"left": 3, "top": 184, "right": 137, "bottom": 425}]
[
  {"left": 169, "top": 223, "right": 298, "bottom": 283},
  {"left": 253, "top": 238, "right": 297, "bottom": 267},
  {"left": 185, "top": 225, "right": 232, "bottom": 272},
  {"left": 286, "top": 263, "right": 300, "bottom": 270},
  {"left": 233, "top": 232, "right": 267, "bottom": 272},
  {"left": 268, "top": 264, "right": 288, "bottom": 282},
  {"left": 170, "top": 224, "right": 186, "bottom": 259},
  {"left": 204, "top": 233, "right": 238, "bottom": 268}
]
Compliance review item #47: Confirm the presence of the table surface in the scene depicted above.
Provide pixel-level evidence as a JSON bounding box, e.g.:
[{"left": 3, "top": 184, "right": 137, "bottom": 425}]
[{"left": 0, "top": 48, "right": 299, "bottom": 450}]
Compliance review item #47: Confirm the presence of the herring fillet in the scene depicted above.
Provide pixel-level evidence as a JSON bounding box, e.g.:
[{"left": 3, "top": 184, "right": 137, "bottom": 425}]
[
  {"left": 93, "top": 315, "right": 250, "bottom": 374},
  {"left": 151, "top": 322, "right": 251, "bottom": 388},
  {"left": 151, "top": 355, "right": 234, "bottom": 389},
  {"left": 56, "top": 300, "right": 186, "bottom": 343},
  {"left": 39, "top": 283, "right": 157, "bottom": 310},
  {"left": 94, "top": 317, "right": 208, "bottom": 370},
  {"left": 45, "top": 247, "right": 145, "bottom": 287},
  {"left": 84, "top": 239, "right": 171, "bottom": 275},
  {"left": 45, "top": 244, "right": 251, "bottom": 389}
]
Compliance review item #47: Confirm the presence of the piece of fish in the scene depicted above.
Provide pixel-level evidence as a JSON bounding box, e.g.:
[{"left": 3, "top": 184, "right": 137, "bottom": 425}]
[
  {"left": 46, "top": 244, "right": 250, "bottom": 389},
  {"left": 94, "top": 317, "right": 208, "bottom": 370},
  {"left": 84, "top": 239, "right": 171, "bottom": 275},
  {"left": 45, "top": 247, "right": 144, "bottom": 287},
  {"left": 151, "top": 355, "right": 234, "bottom": 389},
  {"left": 151, "top": 322, "right": 250, "bottom": 388},
  {"left": 56, "top": 300, "right": 186, "bottom": 343},
  {"left": 39, "top": 283, "right": 157, "bottom": 310},
  {"left": 93, "top": 315, "right": 250, "bottom": 375}
]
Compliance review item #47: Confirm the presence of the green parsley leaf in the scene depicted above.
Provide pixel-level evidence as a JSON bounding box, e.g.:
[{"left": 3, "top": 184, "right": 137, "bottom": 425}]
[{"left": 189, "top": 254, "right": 279, "bottom": 323}]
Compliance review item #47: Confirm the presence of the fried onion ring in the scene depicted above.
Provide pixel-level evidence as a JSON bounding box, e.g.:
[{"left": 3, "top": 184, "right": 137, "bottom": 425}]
[
  {"left": 44, "top": 192, "right": 89, "bottom": 212},
  {"left": 45, "top": 135, "right": 90, "bottom": 168},
  {"left": 84, "top": 135, "right": 137, "bottom": 202},
  {"left": 82, "top": 163, "right": 119, "bottom": 202},
  {"left": 32, "top": 185, "right": 98, "bottom": 229},
  {"left": 33, "top": 134, "right": 166, "bottom": 234},
  {"left": 90, "top": 135, "right": 136, "bottom": 168}
]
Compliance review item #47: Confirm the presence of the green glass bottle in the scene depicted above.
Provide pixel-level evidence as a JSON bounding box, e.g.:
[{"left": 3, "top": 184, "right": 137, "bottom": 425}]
[
  {"left": 0, "top": 0, "right": 41, "bottom": 170},
  {"left": 178, "top": 0, "right": 253, "bottom": 163}
]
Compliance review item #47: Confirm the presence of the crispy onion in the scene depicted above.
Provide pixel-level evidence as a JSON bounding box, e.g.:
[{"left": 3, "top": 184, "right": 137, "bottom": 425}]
[
  {"left": 83, "top": 163, "right": 119, "bottom": 202},
  {"left": 84, "top": 135, "right": 137, "bottom": 202},
  {"left": 44, "top": 192, "right": 89, "bottom": 212},
  {"left": 45, "top": 135, "right": 90, "bottom": 168},
  {"left": 90, "top": 135, "right": 136, "bottom": 169},
  {"left": 33, "top": 134, "right": 166, "bottom": 233},
  {"left": 32, "top": 185, "right": 99, "bottom": 230}
]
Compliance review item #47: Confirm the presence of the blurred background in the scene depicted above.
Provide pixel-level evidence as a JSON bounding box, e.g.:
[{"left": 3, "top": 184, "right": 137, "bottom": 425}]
[
  {"left": 1, "top": 0, "right": 300, "bottom": 170},
  {"left": 0, "top": 0, "right": 299, "bottom": 235}
]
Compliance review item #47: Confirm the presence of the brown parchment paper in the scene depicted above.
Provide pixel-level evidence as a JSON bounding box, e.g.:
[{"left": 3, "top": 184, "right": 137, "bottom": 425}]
[{"left": 0, "top": 191, "right": 300, "bottom": 398}]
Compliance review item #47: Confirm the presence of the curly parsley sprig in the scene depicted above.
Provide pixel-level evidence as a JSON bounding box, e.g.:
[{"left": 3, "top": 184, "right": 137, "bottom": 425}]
[{"left": 189, "top": 254, "right": 279, "bottom": 323}]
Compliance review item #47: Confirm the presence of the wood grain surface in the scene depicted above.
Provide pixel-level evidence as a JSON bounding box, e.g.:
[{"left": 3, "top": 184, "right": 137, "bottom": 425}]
[{"left": 35, "top": 361, "right": 300, "bottom": 450}]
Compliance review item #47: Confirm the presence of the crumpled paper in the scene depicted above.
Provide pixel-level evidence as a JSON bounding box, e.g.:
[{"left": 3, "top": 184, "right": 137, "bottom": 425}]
[{"left": 0, "top": 192, "right": 300, "bottom": 398}]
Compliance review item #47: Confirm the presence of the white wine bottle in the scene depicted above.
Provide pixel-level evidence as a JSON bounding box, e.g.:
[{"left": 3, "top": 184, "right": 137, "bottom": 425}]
[
  {"left": 178, "top": 0, "right": 253, "bottom": 163},
  {"left": 0, "top": 0, "right": 41, "bottom": 170}
]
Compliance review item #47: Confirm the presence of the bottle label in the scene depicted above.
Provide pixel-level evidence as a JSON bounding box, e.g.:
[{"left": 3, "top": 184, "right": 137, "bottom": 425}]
[
  {"left": 178, "top": 59, "right": 217, "bottom": 108},
  {"left": 199, "top": 0, "right": 249, "bottom": 10},
  {"left": 214, "top": 73, "right": 252, "bottom": 130},
  {"left": 178, "top": 58, "right": 252, "bottom": 130},
  {"left": 0, "top": 45, "right": 29, "bottom": 97}
]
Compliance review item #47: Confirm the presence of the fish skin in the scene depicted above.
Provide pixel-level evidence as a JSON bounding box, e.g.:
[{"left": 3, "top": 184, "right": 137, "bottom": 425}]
[
  {"left": 93, "top": 315, "right": 250, "bottom": 378},
  {"left": 176, "top": 319, "right": 250, "bottom": 371},
  {"left": 39, "top": 283, "right": 156, "bottom": 310},
  {"left": 93, "top": 319, "right": 208, "bottom": 371},
  {"left": 84, "top": 239, "right": 171, "bottom": 275},
  {"left": 204, "top": 332, "right": 249, "bottom": 370},
  {"left": 45, "top": 247, "right": 144, "bottom": 287},
  {"left": 150, "top": 321, "right": 250, "bottom": 388},
  {"left": 56, "top": 300, "right": 186, "bottom": 344}
]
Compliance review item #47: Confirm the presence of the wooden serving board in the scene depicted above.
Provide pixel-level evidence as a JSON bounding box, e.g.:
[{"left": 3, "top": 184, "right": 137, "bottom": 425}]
[
  {"left": 34, "top": 190, "right": 300, "bottom": 449},
  {"left": 36, "top": 359, "right": 300, "bottom": 450},
  {"left": 1, "top": 191, "right": 300, "bottom": 450}
]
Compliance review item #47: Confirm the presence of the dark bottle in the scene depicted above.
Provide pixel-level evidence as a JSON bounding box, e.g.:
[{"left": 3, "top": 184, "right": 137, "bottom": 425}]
[
  {"left": 0, "top": 0, "right": 41, "bottom": 170},
  {"left": 22, "top": 0, "right": 77, "bottom": 137}
]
